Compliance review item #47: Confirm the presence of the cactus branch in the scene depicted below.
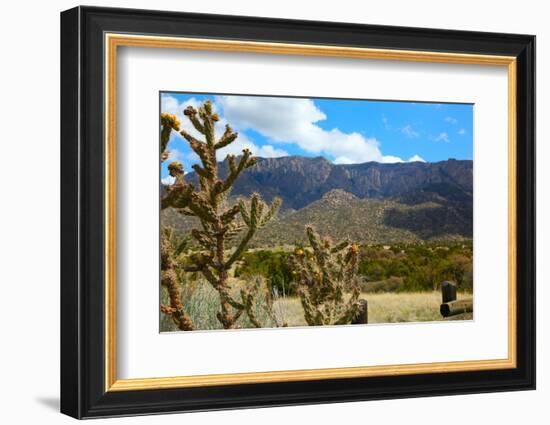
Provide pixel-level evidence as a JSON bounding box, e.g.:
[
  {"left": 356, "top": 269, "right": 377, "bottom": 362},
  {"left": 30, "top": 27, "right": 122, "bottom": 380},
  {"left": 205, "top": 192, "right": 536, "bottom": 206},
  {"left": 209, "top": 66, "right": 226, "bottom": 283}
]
[
  {"left": 160, "top": 100, "right": 282, "bottom": 329},
  {"left": 225, "top": 195, "right": 281, "bottom": 269},
  {"left": 160, "top": 229, "right": 194, "bottom": 331},
  {"left": 215, "top": 125, "right": 239, "bottom": 149}
]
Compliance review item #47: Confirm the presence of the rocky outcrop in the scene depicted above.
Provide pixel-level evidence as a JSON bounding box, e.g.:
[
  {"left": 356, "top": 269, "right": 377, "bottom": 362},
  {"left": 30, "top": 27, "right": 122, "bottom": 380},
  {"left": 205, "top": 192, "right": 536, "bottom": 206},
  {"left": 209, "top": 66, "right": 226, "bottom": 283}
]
[{"left": 184, "top": 156, "right": 473, "bottom": 210}]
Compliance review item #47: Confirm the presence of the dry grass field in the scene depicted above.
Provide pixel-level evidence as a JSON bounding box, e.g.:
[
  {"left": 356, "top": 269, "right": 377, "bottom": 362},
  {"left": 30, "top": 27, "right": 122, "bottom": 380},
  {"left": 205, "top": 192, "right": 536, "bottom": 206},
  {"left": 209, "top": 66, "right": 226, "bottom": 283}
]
[
  {"left": 160, "top": 279, "right": 472, "bottom": 332},
  {"left": 270, "top": 291, "right": 471, "bottom": 327}
]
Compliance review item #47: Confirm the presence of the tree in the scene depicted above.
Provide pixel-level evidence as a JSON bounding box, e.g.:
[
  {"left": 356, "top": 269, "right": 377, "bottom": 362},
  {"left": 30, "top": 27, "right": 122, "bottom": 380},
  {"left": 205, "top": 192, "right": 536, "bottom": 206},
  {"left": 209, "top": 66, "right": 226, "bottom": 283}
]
[{"left": 161, "top": 101, "right": 281, "bottom": 329}]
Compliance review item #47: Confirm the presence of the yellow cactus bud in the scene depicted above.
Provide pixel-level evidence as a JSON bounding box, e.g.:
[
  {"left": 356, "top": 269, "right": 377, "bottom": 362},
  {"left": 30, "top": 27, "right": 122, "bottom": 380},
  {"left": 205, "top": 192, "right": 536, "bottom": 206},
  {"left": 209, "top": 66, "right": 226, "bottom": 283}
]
[
  {"left": 168, "top": 161, "right": 184, "bottom": 177},
  {"left": 161, "top": 112, "right": 181, "bottom": 131}
]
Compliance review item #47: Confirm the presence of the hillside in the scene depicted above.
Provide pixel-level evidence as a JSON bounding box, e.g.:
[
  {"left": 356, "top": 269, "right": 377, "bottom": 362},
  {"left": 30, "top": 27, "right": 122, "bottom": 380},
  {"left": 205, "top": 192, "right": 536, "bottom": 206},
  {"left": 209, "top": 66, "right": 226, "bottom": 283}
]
[
  {"left": 163, "top": 156, "right": 473, "bottom": 245},
  {"left": 185, "top": 156, "right": 473, "bottom": 209}
]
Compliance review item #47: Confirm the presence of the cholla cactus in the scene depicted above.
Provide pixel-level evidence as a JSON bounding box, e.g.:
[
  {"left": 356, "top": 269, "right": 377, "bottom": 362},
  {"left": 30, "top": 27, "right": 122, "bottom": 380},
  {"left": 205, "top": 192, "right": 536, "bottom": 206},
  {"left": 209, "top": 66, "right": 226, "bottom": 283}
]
[
  {"left": 160, "top": 227, "right": 194, "bottom": 330},
  {"left": 238, "top": 275, "right": 288, "bottom": 328},
  {"left": 159, "top": 113, "right": 194, "bottom": 330},
  {"left": 160, "top": 113, "right": 181, "bottom": 162},
  {"left": 290, "top": 226, "right": 362, "bottom": 326},
  {"left": 161, "top": 100, "right": 281, "bottom": 329}
]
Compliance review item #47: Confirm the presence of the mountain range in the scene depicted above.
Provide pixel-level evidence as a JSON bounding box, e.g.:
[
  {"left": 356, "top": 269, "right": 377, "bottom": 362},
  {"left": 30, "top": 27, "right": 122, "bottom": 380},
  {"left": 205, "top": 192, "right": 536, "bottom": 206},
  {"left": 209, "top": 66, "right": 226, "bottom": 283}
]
[{"left": 162, "top": 156, "right": 473, "bottom": 245}]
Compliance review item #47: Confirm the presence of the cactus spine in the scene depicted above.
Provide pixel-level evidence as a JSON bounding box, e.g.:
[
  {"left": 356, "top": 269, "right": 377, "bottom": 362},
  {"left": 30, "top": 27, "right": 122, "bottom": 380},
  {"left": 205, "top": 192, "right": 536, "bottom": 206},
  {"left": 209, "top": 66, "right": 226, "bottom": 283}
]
[
  {"left": 290, "top": 226, "right": 362, "bottom": 326},
  {"left": 161, "top": 101, "right": 281, "bottom": 329}
]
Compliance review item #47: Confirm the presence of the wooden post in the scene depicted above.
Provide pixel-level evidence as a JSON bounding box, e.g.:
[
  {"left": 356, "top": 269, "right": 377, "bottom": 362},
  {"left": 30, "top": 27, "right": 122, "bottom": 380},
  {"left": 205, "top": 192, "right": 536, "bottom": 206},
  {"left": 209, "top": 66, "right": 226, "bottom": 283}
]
[
  {"left": 352, "top": 299, "right": 368, "bottom": 324},
  {"left": 440, "top": 299, "right": 473, "bottom": 317},
  {"left": 441, "top": 281, "right": 457, "bottom": 303}
]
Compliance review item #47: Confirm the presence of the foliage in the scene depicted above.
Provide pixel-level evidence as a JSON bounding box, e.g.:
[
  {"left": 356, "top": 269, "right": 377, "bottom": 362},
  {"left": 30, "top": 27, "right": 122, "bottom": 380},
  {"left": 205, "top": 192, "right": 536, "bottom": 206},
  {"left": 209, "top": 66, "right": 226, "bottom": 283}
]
[
  {"left": 359, "top": 276, "right": 404, "bottom": 293},
  {"left": 289, "top": 226, "right": 363, "bottom": 326},
  {"left": 235, "top": 250, "right": 295, "bottom": 296},
  {"left": 357, "top": 241, "right": 473, "bottom": 292},
  {"left": 160, "top": 101, "right": 281, "bottom": 329},
  {"left": 230, "top": 241, "right": 473, "bottom": 296}
]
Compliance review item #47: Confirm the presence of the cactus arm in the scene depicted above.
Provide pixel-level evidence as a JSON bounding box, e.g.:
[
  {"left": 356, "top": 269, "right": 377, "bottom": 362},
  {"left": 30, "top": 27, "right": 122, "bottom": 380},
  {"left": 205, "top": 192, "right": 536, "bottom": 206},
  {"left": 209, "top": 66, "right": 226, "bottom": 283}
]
[
  {"left": 160, "top": 230, "right": 194, "bottom": 331},
  {"left": 198, "top": 102, "right": 217, "bottom": 147},
  {"left": 331, "top": 240, "right": 350, "bottom": 253},
  {"left": 217, "top": 151, "right": 256, "bottom": 195},
  {"left": 238, "top": 199, "right": 251, "bottom": 225},
  {"left": 160, "top": 127, "right": 171, "bottom": 158},
  {"left": 160, "top": 113, "right": 181, "bottom": 161},
  {"left": 224, "top": 196, "right": 281, "bottom": 269},
  {"left": 214, "top": 125, "right": 238, "bottom": 150},
  {"left": 260, "top": 198, "right": 282, "bottom": 226},
  {"left": 220, "top": 204, "right": 241, "bottom": 224},
  {"left": 225, "top": 228, "right": 255, "bottom": 269},
  {"left": 191, "top": 163, "right": 212, "bottom": 181},
  {"left": 241, "top": 289, "right": 262, "bottom": 328},
  {"left": 180, "top": 130, "right": 217, "bottom": 177},
  {"left": 182, "top": 105, "right": 205, "bottom": 134}
]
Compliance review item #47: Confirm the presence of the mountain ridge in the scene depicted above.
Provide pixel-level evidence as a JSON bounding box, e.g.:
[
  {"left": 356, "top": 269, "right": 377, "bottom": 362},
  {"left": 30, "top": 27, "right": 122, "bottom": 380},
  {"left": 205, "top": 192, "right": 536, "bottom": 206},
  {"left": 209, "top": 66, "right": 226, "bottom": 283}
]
[
  {"left": 165, "top": 156, "right": 473, "bottom": 244},
  {"left": 185, "top": 156, "right": 472, "bottom": 210}
]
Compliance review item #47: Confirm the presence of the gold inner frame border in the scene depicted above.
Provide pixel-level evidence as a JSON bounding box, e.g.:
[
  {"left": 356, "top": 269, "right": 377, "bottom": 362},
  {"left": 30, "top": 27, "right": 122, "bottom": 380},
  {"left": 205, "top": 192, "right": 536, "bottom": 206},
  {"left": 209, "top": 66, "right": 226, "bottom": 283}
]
[{"left": 104, "top": 33, "right": 517, "bottom": 392}]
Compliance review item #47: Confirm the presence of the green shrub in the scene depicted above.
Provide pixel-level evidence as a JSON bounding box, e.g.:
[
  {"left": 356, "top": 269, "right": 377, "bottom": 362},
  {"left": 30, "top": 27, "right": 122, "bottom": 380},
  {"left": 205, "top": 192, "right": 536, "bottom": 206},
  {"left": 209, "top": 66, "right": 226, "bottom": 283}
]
[
  {"left": 235, "top": 250, "right": 295, "bottom": 295},
  {"left": 357, "top": 241, "right": 472, "bottom": 292},
  {"left": 360, "top": 276, "right": 404, "bottom": 293}
]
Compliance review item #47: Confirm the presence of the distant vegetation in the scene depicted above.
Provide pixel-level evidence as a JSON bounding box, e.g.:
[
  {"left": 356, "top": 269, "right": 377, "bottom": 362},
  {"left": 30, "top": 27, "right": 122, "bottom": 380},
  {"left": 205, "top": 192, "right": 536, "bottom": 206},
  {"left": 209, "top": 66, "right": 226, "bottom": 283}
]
[
  {"left": 235, "top": 250, "right": 294, "bottom": 295},
  {"left": 235, "top": 240, "right": 472, "bottom": 295}
]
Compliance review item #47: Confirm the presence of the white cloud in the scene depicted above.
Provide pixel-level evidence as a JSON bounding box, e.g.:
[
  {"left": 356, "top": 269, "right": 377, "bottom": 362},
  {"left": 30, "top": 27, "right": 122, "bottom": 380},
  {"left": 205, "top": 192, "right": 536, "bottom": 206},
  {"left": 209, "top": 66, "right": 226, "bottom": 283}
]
[
  {"left": 458, "top": 128, "right": 466, "bottom": 135},
  {"left": 217, "top": 95, "right": 405, "bottom": 164},
  {"left": 434, "top": 132, "right": 450, "bottom": 143},
  {"left": 445, "top": 116, "right": 458, "bottom": 124},
  {"left": 216, "top": 135, "right": 288, "bottom": 161},
  {"left": 166, "top": 148, "right": 183, "bottom": 161},
  {"left": 256, "top": 145, "right": 289, "bottom": 158},
  {"left": 162, "top": 94, "right": 429, "bottom": 165},
  {"left": 408, "top": 154, "right": 426, "bottom": 162},
  {"left": 161, "top": 95, "right": 288, "bottom": 160},
  {"left": 401, "top": 124, "right": 419, "bottom": 138},
  {"left": 161, "top": 175, "right": 175, "bottom": 185}
]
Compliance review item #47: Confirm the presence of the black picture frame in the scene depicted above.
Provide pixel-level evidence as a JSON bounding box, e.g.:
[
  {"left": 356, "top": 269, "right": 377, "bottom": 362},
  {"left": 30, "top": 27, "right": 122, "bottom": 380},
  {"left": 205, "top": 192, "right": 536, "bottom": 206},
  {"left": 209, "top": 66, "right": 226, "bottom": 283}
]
[{"left": 61, "top": 5, "right": 535, "bottom": 419}]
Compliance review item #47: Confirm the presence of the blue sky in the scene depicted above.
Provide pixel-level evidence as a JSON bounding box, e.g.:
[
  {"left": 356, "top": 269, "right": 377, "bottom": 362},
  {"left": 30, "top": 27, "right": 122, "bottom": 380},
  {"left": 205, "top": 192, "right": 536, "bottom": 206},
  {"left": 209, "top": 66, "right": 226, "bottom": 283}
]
[{"left": 160, "top": 92, "right": 472, "bottom": 181}]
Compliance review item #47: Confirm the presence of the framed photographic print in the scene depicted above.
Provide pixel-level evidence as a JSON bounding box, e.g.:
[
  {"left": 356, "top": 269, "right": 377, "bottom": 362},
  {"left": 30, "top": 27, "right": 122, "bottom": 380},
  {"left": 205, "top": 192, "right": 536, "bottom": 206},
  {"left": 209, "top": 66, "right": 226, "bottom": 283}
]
[{"left": 60, "top": 6, "right": 535, "bottom": 419}]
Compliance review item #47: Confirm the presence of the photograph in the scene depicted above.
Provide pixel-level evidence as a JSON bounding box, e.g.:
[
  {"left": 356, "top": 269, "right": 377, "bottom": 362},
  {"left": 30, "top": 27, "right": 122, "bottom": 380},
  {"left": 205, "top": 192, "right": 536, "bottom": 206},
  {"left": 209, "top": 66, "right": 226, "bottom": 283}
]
[
  {"left": 55, "top": 4, "right": 536, "bottom": 420},
  {"left": 159, "top": 93, "right": 474, "bottom": 331}
]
